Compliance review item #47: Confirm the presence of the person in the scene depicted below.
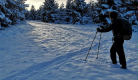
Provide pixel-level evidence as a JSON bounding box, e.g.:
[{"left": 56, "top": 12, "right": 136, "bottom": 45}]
[{"left": 97, "top": 11, "right": 127, "bottom": 69}]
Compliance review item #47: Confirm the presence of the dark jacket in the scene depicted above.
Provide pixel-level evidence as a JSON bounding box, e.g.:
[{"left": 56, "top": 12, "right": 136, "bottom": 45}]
[{"left": 99, "top": 18, "right": 125, "bottom": 38}]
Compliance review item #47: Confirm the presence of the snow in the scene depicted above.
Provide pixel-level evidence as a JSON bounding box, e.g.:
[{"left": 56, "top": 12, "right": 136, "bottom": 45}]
[
  {"left": 0, "top": 20, "right": 138, "bottom": 80},
  {"left": 107, "top": 9, "right": 118, "bottom": 12},
  {"left": 134, "top": 20, "right": 138, "bottom": 25},
  {"left": 114, "top": 0, "right": 123, "bottom": 5},
  {"left": 101, "top": 4, "right": 109, "bottom": 9},
  {"left": 5, "top": 17, "right": 12, "bottom": 23},
  {"left": 0, "top": 12, "right": 5, "bottom": 19},
  {"left": 0, "top": 0, "right": 6, "bottom": 6},
  {"left": 106, "top": 17, "right": 112, "bottom": 24}
]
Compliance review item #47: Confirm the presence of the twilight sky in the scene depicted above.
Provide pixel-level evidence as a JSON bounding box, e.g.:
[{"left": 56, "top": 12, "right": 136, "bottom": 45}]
[{"left": 25, "top": 0, "right": 98, "bottom": 10}]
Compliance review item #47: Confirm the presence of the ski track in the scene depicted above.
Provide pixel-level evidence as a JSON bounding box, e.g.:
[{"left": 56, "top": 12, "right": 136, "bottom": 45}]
[{"left": 0, "top": 20, "right": 138, "bottom": 80}]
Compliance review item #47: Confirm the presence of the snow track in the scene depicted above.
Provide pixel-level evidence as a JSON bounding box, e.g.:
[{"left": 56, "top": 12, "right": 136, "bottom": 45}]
[{"left": 0, "top": 21, "right": 138, "bottom": 80}]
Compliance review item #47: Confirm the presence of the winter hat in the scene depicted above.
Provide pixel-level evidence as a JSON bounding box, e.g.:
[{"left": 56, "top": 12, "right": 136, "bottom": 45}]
[{"left": 109, "top": 11, "right": 118, "bottom": 19}]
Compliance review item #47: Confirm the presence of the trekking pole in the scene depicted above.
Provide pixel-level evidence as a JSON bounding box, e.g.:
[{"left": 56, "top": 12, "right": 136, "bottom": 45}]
[
  {"left": 96, "top": 32, "right": 102, "bottom": 59},
  {"left": 85, "top": 31, "right": 98, "bottom": 61}
]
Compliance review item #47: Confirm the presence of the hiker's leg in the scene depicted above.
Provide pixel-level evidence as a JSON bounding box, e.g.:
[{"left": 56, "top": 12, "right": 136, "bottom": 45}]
[
  {"left": 110, "top": 42, "right": 117, "bottom": 64},
  {"left": 116, "top": 39, "right": 126, "bottom": 67}
]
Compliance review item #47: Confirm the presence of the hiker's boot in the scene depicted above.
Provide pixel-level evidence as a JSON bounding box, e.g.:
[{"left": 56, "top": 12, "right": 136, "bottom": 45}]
[
  {"left": 112, "top": 62, "right": 117, "bottom": 65},
  {"left": 121, "top": 66, "right": 127, "bottom": 69}
]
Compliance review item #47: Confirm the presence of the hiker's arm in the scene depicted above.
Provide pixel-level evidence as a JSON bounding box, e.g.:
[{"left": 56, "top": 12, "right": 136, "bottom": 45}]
[
  {"left": 97, "top": 25, "right": 113, "bottom": 32},
  {"left": 97, "top": 21, "right": 117, "bottom": 32}
]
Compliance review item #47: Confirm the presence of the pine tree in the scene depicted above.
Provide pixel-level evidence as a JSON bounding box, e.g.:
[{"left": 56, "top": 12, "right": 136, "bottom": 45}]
[
  {"left": 36, "top": 5, "right": 43, "bottom": 20},
  {"left": 66, "top": 0, "right": 73, "bottom": 23},
  {"left": 0, "top": 0, "right": 11, "bottom": 27},
  {"left": 66, "top": 0, "right": 73, "bottom": 9},
  {"left": 25, "top": 9, "right": 31, "bottom": 19},
  {"left": 0, "top": 0, "right": 28, "bottom": 27},
  {"left": 1, "top": 0, "right": 13, "bottom": 26},
  {"left": 42, "top": 0, "right": 57, "bottom": 22},
  {"left": 14, "top": 0, "right": 27, "bottom": 21},
  {"left": 30, "top": 5, "right": 36, "bottom": 20},
  {"left": 57, "top": 3, "right": 67, "bottom": 23},
  {"left": 60, "top": 3, "right": 64, "bottom": 9},
  {"left": 72, "top": 0, "right": 89, "bottom": 24},
  {"left": 55, "top": 2, "right": 59, "bottom": 9},
  {"left": 89, "top": 0, "right": 95, "bottom": 9},
  {"left": 87, "top": 0, "right": 95, "bottom": 19}
]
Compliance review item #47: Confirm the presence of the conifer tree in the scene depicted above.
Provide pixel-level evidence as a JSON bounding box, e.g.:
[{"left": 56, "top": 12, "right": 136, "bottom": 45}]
[
  {"left": 0, "top": 0, "right": 27, "bottom": 27},
  {"left": 0, "top": 0, "right": 9, "bottom": 27},
  {"left": 36, "top": 5, "right": 43, "bottom": 20},
  {"left": 72, "top": 0, "right": 89, "bottom": 24},
  {"left": 66, "top": 0, "right": 73, "bottom": 23},
  {"left": 60, "top": 3, "right": 64, "bottom": 9},
  {"left": 30, "top": 5, "right": 36, "bottom": 20},
  {"left": 14, "top": 0, "right": 27, "bottom": 22},
  {"left": 42, "top": 0, "right": 57, "bottom": 22},
  {"left": 55, "top": 2, "right": 59, "bottom": 9},
  {"left": 66, "top": 0, "right": 73, "bottom": 10}
]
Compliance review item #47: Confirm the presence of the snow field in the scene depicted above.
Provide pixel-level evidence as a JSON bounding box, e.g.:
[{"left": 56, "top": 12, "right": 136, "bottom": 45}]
[{"left": 0, "top": 20, "right": 138, "bottom": 80}]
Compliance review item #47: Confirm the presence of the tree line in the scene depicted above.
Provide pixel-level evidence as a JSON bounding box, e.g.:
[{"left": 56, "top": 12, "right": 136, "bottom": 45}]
[
  {"left": 26, "top": 0, "right": 138, "bottom": 25},
  {"left": 0, "top": 0, "right": 28, "bottom": 28},
  {"left": 26, "top": 0, "right": 96, "bottom": 24}
]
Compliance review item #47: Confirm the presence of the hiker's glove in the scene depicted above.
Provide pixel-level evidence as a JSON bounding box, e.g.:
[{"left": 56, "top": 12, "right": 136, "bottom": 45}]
[
  {"left": 100, "top": 25, "right": 105, "bottom": 29},
  {"left": 97, "top": 28, "right": 101, "bottom": 32}
]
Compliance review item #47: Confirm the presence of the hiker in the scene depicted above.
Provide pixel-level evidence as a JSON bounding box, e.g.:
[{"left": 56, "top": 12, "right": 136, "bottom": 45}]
[{"left": 97, "top": 11, "right": 127, "bottom": 69}]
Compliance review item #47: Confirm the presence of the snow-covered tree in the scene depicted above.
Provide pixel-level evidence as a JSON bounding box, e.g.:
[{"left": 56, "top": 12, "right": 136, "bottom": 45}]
[
  {"left": 42, "top": 0, "right": 57, "bottom": 22},
  {"left": 60, "top": 3, "right": 64, "bottom": 9},
  {"left": 0, "top": 0, "right": 11, "bottom": 27},
  {"left": 36, "top": 5, "right": 43, "bottom": 20},
  {"left": 55, "top": 2, "right": 59, "bottom": 9},
  {"left": 0, "top": 0, "right": 28, "bottom": 27},
  {"left": 93, "top": 0, "right": 138, "bottom": 25},
  {"left": 66, "top": 0, "right": 73, "bottom": 23},
  {"left": 66, "top": 0, "right": 73, "bottom": 9},
  {"left": 14, "top": 0, "right": 28, "bottom": 22},
  {"left": 71, "top": 0, "right": 90, "bottom": 24},
  {"left": 30, "top": 5, "right": 36, "bottom": 20},
  {"left": 25, "top": 9, "right": 31, "bottom": 19}
]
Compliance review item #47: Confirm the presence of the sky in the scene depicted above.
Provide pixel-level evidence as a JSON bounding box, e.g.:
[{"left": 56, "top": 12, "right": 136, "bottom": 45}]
[{"left": 25, "top": 0, "right": 98, "bottom": 10}]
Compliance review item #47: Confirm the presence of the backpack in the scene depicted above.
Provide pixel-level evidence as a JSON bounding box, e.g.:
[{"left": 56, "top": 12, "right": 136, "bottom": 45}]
[{"left": 121, "top": 19, "right": 132, "bottom": 40}]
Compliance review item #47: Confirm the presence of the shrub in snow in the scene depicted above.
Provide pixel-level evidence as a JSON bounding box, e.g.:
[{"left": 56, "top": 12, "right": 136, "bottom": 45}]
[
  {"left": 93, "top": 16, "right": 100, "bottom": 23},
  {"left": 72, "top": 10, "right": 81, "bottom": 24},
  {"left": 50, "top": 13, "right": 58, "bottom": 22},
  {"left": 1, "top": 17, "right": 12, "bottom": 27},
  {"left": 80, "top": 16, "right": 89, "bottom": 24}
]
